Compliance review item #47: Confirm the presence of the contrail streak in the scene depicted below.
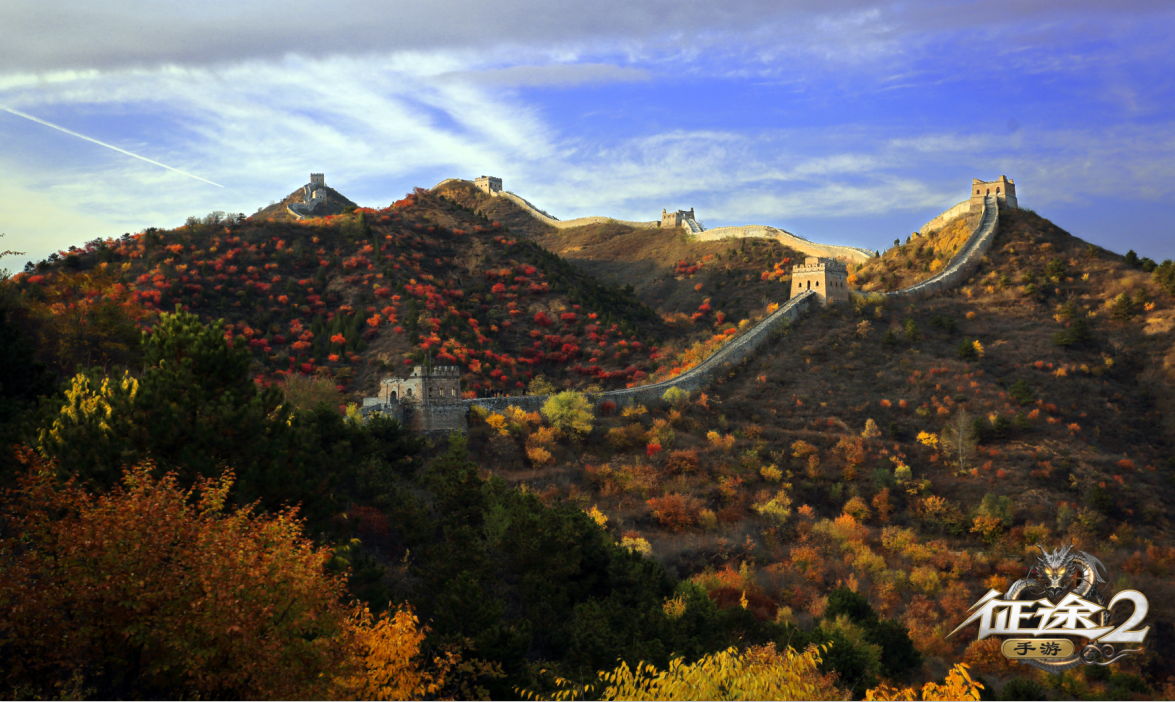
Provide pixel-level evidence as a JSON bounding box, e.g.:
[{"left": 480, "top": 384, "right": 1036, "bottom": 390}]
[{"left": 1, "top": 106, "right": 224, "bottom": 188}]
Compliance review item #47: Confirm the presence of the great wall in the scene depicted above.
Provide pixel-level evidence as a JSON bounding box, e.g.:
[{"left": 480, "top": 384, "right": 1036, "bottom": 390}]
[{"left": 365, "top": 178, "right": 1010, "bottom": 432}]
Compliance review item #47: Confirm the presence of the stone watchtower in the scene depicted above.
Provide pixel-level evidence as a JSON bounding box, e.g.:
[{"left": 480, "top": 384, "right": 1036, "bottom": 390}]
[
  {"left": 377, "top": 365, "right": 462, "bottom": 405},
  {"left": 310, "top": 173, "right": 325, "bottom": 188},
  {"left": 791, "top": 256, "right": 849, "bottom": 305},
  {"left": 969, "top": 175, "right": 1016, "bottom": 212},
  {"left": 661, "top": 208, "right": 696, "bottom": 229},
  {"left": 474, "top": 175, "right": 502, "bottom": 195}
]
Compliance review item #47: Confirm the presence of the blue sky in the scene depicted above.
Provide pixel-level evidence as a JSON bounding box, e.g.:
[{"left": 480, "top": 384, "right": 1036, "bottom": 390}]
[{"left": 2, "top": 0, "right": 1174, "bottom": 269}]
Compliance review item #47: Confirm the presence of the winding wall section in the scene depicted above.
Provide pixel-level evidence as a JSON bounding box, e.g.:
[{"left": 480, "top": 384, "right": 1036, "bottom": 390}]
[
  {"left": 377, "top": 190, "right": 1002, "bottom": 429},
  {"left": 694, "top": 225, "right": 875, "bottom": 264}
]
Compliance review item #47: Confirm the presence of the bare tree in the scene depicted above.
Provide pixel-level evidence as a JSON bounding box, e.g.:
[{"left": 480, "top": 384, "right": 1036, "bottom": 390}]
[{"left": 940, "top": 407, "right": 978, "bottom": 472}]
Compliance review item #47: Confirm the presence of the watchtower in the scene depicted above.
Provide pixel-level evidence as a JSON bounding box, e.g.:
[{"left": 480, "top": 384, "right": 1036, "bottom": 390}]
[
  {"left": 377, "top": 365, "right": 462, "bottom": 405},
  {"left": 969, "top": 176, "right": 1016, "bottom": 212},
  {"left": 474, "top": 175, "right": 502, "bottom": 195},
  {"left": 661, "top": 208, "right": 696, "bottom": 229},
  {"left": 310, "top": 173, "right": 325, "bottom": 188},
  {"left": 791, "top": 256, "right": 849, "bottom": 305}
]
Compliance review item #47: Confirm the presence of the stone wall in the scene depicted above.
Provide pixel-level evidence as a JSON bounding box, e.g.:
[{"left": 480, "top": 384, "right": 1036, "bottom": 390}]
[
  {"left": 694, "top": 225, "right": 875, "bottom": 264},
  {"left": 497, "top": 191, "right": 661, "bottom": 230},
  {"left": 918, "top": 200, "right": 971, "bottom": 238},
  {"left": 881, "top": 195, "right": 999, "bottom": 303},
  {"left": 460, "top": 289, "right": 817, "bottom": 415}
]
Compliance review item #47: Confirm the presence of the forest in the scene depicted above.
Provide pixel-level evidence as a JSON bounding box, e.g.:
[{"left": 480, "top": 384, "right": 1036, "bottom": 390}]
[{"left": 2, "top": 181, "right": 1175, "bottom": 700}]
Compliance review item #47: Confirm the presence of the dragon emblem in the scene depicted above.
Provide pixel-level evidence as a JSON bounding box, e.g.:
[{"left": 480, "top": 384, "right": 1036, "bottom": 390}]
[{"left": 1004, "top": 543, "right": 1135, "bottom": 674}]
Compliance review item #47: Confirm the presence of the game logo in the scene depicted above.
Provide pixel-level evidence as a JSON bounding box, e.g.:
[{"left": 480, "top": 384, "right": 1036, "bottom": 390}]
[{"left": 949, "top": 543, "right": 1149, "bottom": 674}]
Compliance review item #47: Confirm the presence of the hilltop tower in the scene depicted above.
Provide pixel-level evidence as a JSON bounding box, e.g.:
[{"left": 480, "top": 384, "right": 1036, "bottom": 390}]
[
  {"left": 969, "top": 175, "right": 1016, "bottom": 212},
  {"left": 661, "top": 208, "right": 696, "bottom": 229},
  {"left": 474, "top": 175, "right": 503, "bottom": 195},
  {"left": 791, "top": 256, "right": 849, "bottom": 305},
  {"left": 310, "top": 173, "right": 325, "bottom": 188}
]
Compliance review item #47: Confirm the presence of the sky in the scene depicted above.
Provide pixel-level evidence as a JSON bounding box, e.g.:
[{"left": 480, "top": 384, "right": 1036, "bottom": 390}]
[{"left": 3, "top": 0, "right": 1174, "bottom": 270}]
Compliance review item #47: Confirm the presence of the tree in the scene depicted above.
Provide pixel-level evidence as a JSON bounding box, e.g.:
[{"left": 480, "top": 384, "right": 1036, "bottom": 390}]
[
  {"left": 541, "top": 391, "right": 593, "bottom": 436},
  {"left": 528, "top": 643, "right": 845, "bottom": 701},
  {"left": 37, "top": 309, "right": 329, "bottom": 520},
  {"left": 0, "top": 449, "right": 353, "bottom": 700},
  {"left": 940, "top": 408, "right": 978, "bottom": 472}
]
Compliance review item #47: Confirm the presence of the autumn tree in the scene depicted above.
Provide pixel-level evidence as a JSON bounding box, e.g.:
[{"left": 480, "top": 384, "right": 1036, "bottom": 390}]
[
  {"left": 940, "top": 408, "right": 978, "bottom": 472},
  {"left": 541, "top": 390, "right": 594, "bottom": 436},
  {"left": 0, "top": 449, "right": 353, "bottom": 700},
  {"left": 35, "top": 309, "right": 357, "bottom": 522},
  {"left": 525, "top": 643, "right": 844, "bottom": 701}
]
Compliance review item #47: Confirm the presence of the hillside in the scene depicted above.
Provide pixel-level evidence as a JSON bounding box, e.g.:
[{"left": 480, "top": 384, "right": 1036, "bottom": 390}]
[
  {"left": 7, "top": 184, "right": 1175, "bottom": 700},
  {"left": 10, "top": 187, "right": 714, "bottom": 403},
  {"left": 454, "top": 203, "right": 1175, "bottom": 698},
  {"left": 435, "top": 180, "right": 809, "bottom": 320}
]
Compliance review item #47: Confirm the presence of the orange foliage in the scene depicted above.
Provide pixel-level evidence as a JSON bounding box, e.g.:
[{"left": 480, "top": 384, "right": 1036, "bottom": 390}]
[
  {"left": 0, "top": 448, "right": 353, "bottom": 699},
  {"left": 647, "top": 493, "right": 704, "bottom": 531}
]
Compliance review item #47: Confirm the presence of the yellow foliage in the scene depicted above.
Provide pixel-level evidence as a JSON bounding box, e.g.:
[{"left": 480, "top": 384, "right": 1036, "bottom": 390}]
[
  {"left": 596, "top": 643, "right": 842, "bottom": 701},
  {"left": 485, "top": 413, "right": 510, "bottom": 436},
  {"left": 910, "top": 566, "right": 942, "bottom": 594},
  {"left": 843, "top": 496, "right": 871, "bottom": 521},
  {"left": 929, "top": 259, "right": 944, "bottom": 273},
  {"left": 753, "top": 489, "right": 793, "bottom": 526},
  {"left": 525, "top": 446, "right": 553, "bottom": 466},
  {"left": 584, "top": 505, "right": 608, "bottom": 528},
  {"left": 760, "top": 464, "right": 784, "bottom": 482},
  {"left": 791, "top": 440, "right": 818, "bottom": 459},
  {"left": 972, "top": 340, "right": 984, "bottom": 358},
  {"left": 663, "top": 595, "right": 687, "bottom": 620},
  {"left": 916, "top": 431, "right": 938, "bottom": 448},
  {"left": 42, "top": 372, "right": 139, "bottom": 444},
  {"left": 620, "top": 536, "right": 652, "bottom": 557},
  {"left": 622, "top": 404, "right": 648, "bottom": 418},
  {"left": 707, "top": 431, "right": 736, "bottom": 452},
  {"left": 865, "top": 663, "right": 983, "bottom": 701},
  {"left": 342, "top": 603, "right": 459, "bottom": 701}
]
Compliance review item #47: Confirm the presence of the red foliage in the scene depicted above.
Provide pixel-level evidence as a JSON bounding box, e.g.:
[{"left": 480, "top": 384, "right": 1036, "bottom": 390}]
[
  {"left": 600, "top": 400, "right": 616, "bottom": 416},
  {"left": 708, "top": 587, "right": 778, "bottom": 622}
]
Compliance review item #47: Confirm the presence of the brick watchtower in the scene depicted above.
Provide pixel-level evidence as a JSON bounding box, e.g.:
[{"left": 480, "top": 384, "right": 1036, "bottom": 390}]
[
  {"left": 969, "top": 175, "right": 1016, "bottom": 212},
  {"left": 791, "top": 257, "right": 849, "bottom": 305}
]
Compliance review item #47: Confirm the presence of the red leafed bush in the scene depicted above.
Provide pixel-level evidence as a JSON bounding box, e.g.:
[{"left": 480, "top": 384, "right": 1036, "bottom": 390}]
[
  {"left": 647, "top": 493, "right": 704, "bottom": 531},
  {"left": 708, "top": 587, "right": 778, "bottom": 622},
  {"left": 534, "top": 312, "right": 553, "bottom": 327},
  {"left": 560, "top": 312, "right": 577, "bottom": 324},
  {"left": 647, "top": 443, "right": 662, "bottom": 457},
  {"left": 600, "top": 400, "right": 616, "bottom": 416}
]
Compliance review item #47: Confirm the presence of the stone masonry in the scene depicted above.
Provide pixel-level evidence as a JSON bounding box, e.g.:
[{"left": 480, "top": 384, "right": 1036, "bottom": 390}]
[
  {"left": 969, "top": 176, "right": 1017, "bottom": 213},
  {"left": 791, "top": 257, "right": 850, "bottom": 304},
  {"left": 474, "top": 175, "right": 503, "bottom": 195}
]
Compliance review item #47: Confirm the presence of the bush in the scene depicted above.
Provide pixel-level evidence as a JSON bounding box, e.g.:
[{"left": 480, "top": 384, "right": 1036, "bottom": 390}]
[
  {"left": 1052, "top": 316, "right": 1093, "bottom": 347},
  {"left": 1007, "top": 379, "right": 1034, "bottom": 405},
  {"left": 541, "top": 391, "right": 593, "bottom": 436}
]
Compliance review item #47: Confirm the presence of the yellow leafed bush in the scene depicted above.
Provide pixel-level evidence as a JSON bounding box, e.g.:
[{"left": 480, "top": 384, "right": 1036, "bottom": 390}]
[
  {"left": 865, "top": 663, "right": 983, "bottom": 701},
  {"left": 597, "top": 643, "right": 842, "bottom": 701},
  {"left": 760, "top": 464, "right": 783, "bottom": 482},
  {"left": 342, "top": 604, "right": 460, "bottom": 701}
]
